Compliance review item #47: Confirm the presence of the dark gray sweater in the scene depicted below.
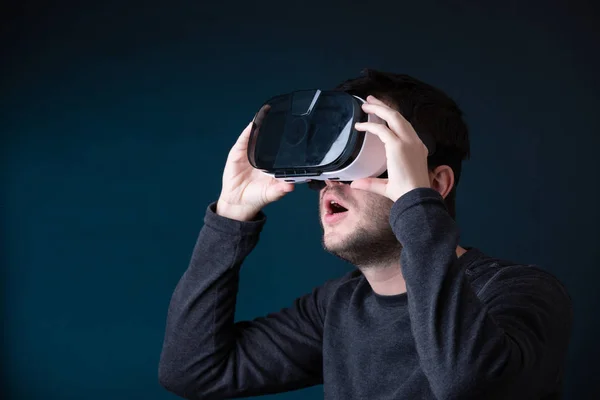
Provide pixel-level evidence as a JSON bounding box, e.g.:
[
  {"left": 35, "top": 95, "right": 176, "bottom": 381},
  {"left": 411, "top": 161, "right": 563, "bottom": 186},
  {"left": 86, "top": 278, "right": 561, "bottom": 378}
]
[{"left": 159, "top": 188, "right": 572, "bottom": 399}]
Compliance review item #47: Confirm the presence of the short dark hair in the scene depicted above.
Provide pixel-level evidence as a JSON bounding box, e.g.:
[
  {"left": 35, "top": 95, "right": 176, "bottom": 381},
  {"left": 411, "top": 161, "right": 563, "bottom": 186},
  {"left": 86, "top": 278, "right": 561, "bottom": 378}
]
[{"left": 333, "top": 68, "right": 471, "bottom": 220}]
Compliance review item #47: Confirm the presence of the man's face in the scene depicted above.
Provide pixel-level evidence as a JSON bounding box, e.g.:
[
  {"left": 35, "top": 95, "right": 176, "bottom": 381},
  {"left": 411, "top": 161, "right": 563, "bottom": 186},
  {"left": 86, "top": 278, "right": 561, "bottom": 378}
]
[{"left": 318, "top": 182, "right": 402, "bottom": 268}]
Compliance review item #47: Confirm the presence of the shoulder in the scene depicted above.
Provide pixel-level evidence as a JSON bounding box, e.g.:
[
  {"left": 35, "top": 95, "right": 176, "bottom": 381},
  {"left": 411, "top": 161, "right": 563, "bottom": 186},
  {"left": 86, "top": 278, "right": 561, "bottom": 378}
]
[{"left": 465, "top": 249, "right": 572, "bottom": 308}]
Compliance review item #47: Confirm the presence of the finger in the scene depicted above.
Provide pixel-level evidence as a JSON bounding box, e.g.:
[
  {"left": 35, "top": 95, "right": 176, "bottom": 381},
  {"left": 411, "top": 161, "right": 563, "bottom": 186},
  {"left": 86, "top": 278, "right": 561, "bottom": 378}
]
[
  {"left": 271, "top": 177, "right": 295, "bottom": 192},
  {"left": 364, "top": 98, "right": 427, "bottom": 151},
  {"left": 266, "top": 180, "right": 295, "bottom": 200},
  {"left": 233, "top": 121, "right": 254, "bottom": 151},
  {"left": 355, "top": 121, "right": 398, "bottom": 145},
  {"left": 361, "top": 103, "right": 411, "bottom": 141},
  {"left": 366, "top": 95, "right": 387, "bottom": 106},
  {"left": 279, "top": 182, "right": 295, "bottom": 192},
  {"left": 350, "top": 177, "right": 388, "bottom": 197}
]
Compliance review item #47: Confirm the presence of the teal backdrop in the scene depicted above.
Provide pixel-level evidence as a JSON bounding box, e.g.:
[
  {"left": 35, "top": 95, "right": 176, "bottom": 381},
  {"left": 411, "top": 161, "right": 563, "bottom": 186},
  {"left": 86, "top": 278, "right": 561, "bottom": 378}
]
[{"left": 3, "top": 0, "right": 599, "bottom": 398}]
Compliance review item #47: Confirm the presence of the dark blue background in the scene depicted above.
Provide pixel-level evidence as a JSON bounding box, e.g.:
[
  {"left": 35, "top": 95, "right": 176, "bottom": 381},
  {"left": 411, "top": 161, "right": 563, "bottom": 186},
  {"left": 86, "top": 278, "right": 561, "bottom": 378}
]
[{"left": 3, "top": 0, "right": 599, "bottom": 398}]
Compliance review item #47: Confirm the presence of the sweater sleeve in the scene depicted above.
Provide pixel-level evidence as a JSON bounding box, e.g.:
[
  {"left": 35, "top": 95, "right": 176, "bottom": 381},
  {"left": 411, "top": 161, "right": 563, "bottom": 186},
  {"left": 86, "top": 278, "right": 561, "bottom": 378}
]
[
  {"left": 389, "top": 188, "right": 572, "bottom": 400},
  {"left": 158, "top": 202, "right": 329, "bottom": 399}
]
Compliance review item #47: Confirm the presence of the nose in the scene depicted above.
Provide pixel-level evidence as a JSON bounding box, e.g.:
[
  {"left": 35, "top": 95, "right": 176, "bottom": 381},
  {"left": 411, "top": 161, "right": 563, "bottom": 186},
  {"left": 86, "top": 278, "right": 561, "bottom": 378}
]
[
  {"left": 324, "top": 179, "right": 345, "bottom": 188},
  {"left": 310, "top": 179, "right": 351, "bottom": 193}
]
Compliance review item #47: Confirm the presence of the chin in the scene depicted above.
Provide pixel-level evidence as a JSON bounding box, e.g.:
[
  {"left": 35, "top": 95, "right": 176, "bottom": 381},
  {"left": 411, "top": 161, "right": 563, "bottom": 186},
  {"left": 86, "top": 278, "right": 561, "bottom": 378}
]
[
  {"left": 322, "top": 237, "right": 342, "bottom": 255},
  {"left": 322, "top": 227, "right": 353, "bottom": 250}
]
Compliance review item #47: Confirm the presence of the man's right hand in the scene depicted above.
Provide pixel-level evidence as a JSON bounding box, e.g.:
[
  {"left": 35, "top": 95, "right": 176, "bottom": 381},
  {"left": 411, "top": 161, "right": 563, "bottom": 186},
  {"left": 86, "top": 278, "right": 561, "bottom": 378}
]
[{"left": 216, "top": 107, "right": 295, "bottom": 222}]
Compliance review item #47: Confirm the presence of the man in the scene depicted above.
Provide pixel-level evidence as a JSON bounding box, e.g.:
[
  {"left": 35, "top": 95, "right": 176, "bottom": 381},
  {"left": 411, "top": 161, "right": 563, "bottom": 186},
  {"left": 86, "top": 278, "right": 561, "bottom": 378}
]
[{"left": 158, "top": 69, "right": 572, "bottom": 399}]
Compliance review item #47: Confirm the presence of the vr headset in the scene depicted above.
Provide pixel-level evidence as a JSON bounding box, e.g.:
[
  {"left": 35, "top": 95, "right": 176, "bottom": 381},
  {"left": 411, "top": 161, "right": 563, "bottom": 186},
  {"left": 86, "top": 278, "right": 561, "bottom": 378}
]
[{"left": 247, "top": 89, "right": 437, "bottom": 191}]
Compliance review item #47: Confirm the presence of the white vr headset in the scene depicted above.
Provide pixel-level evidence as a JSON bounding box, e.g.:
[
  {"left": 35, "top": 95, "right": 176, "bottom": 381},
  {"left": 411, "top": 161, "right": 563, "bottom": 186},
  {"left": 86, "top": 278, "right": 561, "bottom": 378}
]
[{"left": 247, "top": 89, "right": 436, "bottom": 191}]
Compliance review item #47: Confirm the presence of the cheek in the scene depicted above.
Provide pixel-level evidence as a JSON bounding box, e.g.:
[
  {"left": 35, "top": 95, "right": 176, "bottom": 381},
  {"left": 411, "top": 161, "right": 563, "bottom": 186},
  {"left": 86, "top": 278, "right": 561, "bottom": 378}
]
[{"left": 357, "top": 193, "right": 393, "bottom": 220}]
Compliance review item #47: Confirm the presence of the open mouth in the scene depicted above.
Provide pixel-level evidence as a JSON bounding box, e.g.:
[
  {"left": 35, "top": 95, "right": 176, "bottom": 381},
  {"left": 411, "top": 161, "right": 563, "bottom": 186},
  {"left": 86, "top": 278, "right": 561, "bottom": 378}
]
[
  {"left": 327, "top": 200, "right": 348, "bottom": 215},
  {"left": 323, "top": 197, "right": 350, "bottom": 225}
]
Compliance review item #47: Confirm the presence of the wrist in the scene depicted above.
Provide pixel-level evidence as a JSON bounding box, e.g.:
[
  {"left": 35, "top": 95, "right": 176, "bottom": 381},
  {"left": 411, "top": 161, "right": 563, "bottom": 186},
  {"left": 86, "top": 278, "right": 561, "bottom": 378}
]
[
  {"left": 216, "top": 200, "right": 259, "bottom": 222},
  {"left": 391, "top": 182, "right": 432, "bottom": 203}
]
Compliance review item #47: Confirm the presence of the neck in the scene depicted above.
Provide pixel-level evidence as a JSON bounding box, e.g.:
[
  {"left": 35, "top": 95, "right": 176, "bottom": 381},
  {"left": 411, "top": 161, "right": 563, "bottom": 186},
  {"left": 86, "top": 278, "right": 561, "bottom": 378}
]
[{"left": 361, "top": 246, "right": 468, "bottom": 296}]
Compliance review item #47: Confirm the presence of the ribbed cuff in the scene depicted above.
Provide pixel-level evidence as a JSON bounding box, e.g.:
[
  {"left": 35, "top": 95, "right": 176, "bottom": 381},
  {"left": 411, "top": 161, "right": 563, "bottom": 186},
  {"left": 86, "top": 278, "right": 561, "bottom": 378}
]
[
  {"left": 389, "top": 188, "right": 448, "bottom": 231},
  {"left": 204, "top": 201, "right": 267, "bottom": 236}
]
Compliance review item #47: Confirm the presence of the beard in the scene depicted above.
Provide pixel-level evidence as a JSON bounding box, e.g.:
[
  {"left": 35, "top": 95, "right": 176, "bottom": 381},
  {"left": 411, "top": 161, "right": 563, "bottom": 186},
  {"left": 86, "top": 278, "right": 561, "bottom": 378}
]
[{"left": 320, "top": 188, "right": 402, "bottom": 270}]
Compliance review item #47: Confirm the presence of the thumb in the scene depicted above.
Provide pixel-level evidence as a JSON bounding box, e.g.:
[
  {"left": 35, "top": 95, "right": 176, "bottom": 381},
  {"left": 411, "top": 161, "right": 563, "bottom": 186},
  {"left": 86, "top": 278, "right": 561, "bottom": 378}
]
[
  {"left": 233, "top": 121, "right": 254, "bottom": 151},
  {"left": 265, "top": 181, "right": 295, "bottom": 202},
  {"left": 350, "top": 178, "right": 387, "bottom": 196}
]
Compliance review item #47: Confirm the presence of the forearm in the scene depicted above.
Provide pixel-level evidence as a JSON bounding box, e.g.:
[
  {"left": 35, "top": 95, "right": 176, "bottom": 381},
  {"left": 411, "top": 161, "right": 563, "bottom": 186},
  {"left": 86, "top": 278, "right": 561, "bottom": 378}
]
[
  {"left": 391, "top": 188, "right": 570, "bottom": 399},
  {"left": 159, "top": 202, "right": 265, "bottom": 398}
]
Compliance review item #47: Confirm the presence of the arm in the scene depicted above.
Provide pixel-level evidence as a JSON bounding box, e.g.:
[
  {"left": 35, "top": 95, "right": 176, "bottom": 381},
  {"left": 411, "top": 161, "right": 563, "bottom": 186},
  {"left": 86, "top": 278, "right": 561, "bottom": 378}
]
[
  {"left": 390, "top": 188, "right": 572, "bottom": 400},
  {"left": 158, "top": 202, "right": 329, "bottom": 399}
]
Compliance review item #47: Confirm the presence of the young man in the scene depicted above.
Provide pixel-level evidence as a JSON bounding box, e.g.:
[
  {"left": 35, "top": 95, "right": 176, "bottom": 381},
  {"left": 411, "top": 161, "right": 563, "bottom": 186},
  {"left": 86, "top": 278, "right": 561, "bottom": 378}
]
[{"left": 159, "top": 70, "right": 572, "bottom": 399}]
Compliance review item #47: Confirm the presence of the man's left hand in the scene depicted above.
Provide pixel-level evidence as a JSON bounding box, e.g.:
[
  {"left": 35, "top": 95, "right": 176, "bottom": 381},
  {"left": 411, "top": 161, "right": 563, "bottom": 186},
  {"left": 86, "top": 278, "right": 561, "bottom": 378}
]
[{"left": 352, "top": 95, "right": 431, "bottom": 202}]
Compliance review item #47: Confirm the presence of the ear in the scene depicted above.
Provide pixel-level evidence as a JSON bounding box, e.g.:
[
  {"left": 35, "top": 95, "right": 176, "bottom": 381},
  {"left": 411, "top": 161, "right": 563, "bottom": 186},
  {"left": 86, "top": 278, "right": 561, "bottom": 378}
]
[{"left": 428, "top": 165, "right": 455, "bottom": 199}]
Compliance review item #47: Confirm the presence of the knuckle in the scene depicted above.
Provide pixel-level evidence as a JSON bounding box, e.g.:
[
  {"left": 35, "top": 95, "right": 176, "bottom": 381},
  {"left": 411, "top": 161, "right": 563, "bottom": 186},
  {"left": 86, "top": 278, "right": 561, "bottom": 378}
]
[{"left": 392, "top": 141, "right": 405, "bottom": 152}]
